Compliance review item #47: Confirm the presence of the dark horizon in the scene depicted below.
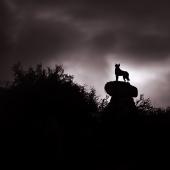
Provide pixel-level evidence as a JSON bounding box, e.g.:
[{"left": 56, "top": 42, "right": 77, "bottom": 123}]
[
  {"left": 1, "top": 60, "right": 170, "bottom": 169},
  {"left": 1, "top": 0, "right": 170, "bottom": 107}
]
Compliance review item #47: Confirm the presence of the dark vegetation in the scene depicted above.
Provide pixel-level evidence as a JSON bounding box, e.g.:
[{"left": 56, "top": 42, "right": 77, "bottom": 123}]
[{"left": 0, "top": 63, "right": 170, "bottom": 169}]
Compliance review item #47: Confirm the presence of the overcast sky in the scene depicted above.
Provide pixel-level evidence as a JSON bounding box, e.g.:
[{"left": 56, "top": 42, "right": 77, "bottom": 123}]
[{"left": 1, "top": 0, "right": 170, "bottom": 107}]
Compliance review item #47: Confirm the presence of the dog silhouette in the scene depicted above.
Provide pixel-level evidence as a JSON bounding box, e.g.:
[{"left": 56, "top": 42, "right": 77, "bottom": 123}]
[{"left": 115, "top": 64, "right": 130, "bottom": 82}]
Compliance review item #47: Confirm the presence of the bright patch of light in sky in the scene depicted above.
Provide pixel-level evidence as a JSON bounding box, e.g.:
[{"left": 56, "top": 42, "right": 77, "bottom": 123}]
[{"left": 48, "top": 55, "right": 170, "bottom": 107}]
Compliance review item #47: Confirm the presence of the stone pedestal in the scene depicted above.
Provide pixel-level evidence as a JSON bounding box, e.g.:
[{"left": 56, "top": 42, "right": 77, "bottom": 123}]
[{"left": 104, "top": 81, "right": 138, "bottom": 120}]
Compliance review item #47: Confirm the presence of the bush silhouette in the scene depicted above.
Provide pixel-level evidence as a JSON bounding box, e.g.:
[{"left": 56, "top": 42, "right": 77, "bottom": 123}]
[
  {"left": 0, "top": 63, "right": 100, "bottom": 167},
  {"left": 1, "top": 63, "right": 170, "bottom": 169},
  {"left": 11, "top": 63, "right": 99, "bottom": 121}
]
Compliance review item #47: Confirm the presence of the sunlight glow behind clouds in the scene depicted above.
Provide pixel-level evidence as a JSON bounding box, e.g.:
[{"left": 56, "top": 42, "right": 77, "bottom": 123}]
[
  {"left": 1, "top": 0, "right": 170, "bottom": 107},
  {"left": 51, "top": 56, "right": 170, "bottom": 107}
]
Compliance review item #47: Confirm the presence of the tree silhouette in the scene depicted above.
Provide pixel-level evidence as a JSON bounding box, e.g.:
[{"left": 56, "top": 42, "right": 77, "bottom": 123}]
[
  {"left": 0, "top": 63, "right": 101, "bottom": 167},
  {"left": 0, "top": 63, "right": 170, "bottom": 169}
]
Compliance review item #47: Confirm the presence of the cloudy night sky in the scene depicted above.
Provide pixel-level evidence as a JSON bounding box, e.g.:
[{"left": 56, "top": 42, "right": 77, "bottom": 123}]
[{"left": 1, "top": 0, "right": 170, "bottom": 107}]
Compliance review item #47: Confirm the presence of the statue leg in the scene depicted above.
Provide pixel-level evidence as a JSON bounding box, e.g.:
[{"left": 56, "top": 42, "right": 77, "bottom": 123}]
[
  {"left": 123, "top": 76, "right": 126, "bottom": 82},
  {"left": 116, "top": 75, "right": 118, "bottom": 81}
]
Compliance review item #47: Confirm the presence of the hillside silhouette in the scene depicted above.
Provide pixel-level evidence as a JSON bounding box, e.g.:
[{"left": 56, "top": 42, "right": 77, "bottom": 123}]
[{"left": 0, "top": 63, "right": 170, "bottom": 169}]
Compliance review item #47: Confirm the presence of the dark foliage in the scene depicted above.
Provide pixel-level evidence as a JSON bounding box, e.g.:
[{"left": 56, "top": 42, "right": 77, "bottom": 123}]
[
  {"left": 0, "top": 63, "right": 99, "bottom": 168},
  {"left": 0, "top": 63, "right": 170, "bottom": 169}
]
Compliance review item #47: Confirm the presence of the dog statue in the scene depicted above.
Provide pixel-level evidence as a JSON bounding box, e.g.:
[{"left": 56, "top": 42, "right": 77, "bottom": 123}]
[{"left": 115, "top": 64, "right": 130, "bottom": 82}]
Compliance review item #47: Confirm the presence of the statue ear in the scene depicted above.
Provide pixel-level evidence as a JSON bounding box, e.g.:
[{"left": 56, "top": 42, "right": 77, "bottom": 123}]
[{"left": 118, "top": 64, "right": 120, "bottom": 66}]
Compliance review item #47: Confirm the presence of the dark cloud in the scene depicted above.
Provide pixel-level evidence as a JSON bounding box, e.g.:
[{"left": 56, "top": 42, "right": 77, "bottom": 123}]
[
  {"left": 3, "top": 0, "right": 170, "bottom": 63},
  {"left": 14, "top": 19, "right": 84, "bottom": 63},
  {"left": 0, "top": 0, "right": 17, "bottom": 79},
  {"left": 1, "top": 0, "right": 170, "bottom": 105}
]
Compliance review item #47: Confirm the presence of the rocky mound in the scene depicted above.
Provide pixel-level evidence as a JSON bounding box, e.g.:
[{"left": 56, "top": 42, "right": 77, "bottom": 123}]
[
  {"left": 104, "top": 81, "right": 138, "bottom": 98},
  {"left": 104, "top": 81, "right": 138, "bottom": 120}
]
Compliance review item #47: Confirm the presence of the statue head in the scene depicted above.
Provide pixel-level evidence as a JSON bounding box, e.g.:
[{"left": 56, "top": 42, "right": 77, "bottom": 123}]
[{"left": 115, "top": 64, "right": 120, "bottom": 68}]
